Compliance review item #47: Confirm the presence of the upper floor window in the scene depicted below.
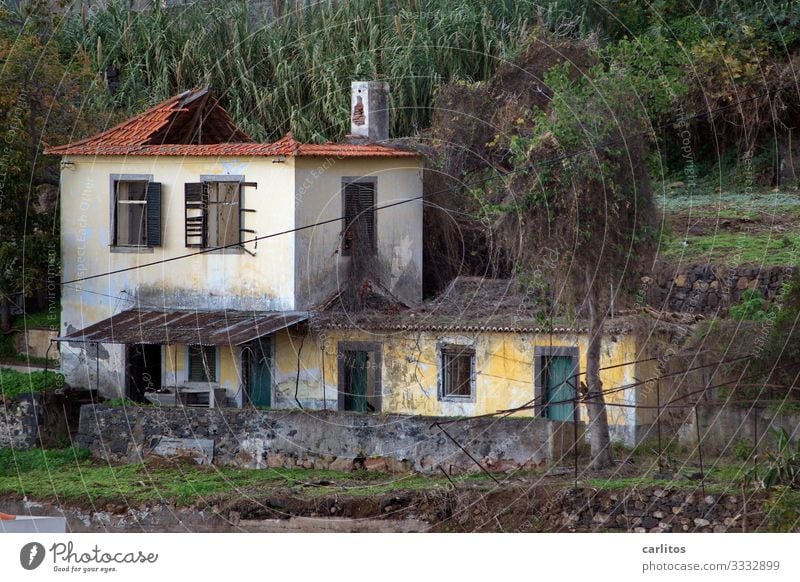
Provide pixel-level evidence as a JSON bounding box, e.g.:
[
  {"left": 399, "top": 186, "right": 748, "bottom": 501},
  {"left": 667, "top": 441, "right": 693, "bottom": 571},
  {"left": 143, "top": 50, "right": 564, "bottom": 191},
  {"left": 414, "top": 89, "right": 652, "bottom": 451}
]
[
  {"left": 342, "top": 178, "right": 376, "bottom": 255},
  {"left": 185, "top": 178, "right": 256, "bottom": 249},
  {"left": 112, "top": 176, "right": 162, "bottom": 247}
]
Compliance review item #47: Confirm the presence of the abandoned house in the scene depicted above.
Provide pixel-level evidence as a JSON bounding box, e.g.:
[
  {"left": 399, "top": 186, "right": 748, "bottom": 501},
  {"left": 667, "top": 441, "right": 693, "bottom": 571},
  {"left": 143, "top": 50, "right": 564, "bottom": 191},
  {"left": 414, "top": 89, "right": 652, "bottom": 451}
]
[{"left": 46, "top": 83, "right": 655, "bottom": 446}]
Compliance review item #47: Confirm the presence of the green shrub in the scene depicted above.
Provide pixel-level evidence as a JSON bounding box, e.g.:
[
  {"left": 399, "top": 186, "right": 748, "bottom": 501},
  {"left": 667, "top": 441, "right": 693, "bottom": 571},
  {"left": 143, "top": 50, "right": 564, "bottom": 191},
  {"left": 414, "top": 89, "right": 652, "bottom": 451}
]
[{"left": 0, "top": 368, "right": 65, "bottom": 400}]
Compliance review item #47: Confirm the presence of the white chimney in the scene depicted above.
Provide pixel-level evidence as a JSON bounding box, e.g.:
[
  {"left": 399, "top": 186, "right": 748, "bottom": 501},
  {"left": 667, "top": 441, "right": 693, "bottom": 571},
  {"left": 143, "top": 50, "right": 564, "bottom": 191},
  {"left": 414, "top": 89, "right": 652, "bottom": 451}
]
[{"left": 350, "top": 81, "right": 389, "bottom": 142}]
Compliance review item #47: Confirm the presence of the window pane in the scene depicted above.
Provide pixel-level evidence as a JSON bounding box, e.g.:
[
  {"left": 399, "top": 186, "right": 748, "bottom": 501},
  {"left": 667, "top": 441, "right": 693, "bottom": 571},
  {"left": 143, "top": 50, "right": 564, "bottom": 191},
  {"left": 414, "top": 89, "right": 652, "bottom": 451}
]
[
  {"left": 442, "top": 348, "right": 473, "bottom": 398},
  {"left": 115, "top": 181, "right": 147, "bottom": 246},
  {"left": 207, "top": 182, "right": 240, "bottom": 247}
]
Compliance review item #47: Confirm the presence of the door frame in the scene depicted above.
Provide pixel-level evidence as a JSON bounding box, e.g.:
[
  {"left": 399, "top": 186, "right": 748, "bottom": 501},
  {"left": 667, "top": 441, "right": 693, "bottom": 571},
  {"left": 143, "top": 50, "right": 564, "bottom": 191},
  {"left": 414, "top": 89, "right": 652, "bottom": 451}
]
[
  {"left": 336, "top": 341, "right": 382, "bottom": 412},
  {"left": 533, "top": 346, "right": 579, "bottom": 419},
  {"left": 125, "top": 343, "right": 162, "bottom": 403},
  {"left": 242, "top": 336, "right": 275, "bottom": 407}
]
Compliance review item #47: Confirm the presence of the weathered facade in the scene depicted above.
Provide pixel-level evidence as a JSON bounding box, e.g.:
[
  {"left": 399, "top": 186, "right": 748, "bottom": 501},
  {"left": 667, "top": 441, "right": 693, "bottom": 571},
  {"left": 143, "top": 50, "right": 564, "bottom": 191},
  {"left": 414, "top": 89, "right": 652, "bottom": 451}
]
[
  {"left": 47, "top": 87, "right": 422, "bottom": 402},
  {"left": 270, "top": 322, "right": 658, "bottom": 446}
]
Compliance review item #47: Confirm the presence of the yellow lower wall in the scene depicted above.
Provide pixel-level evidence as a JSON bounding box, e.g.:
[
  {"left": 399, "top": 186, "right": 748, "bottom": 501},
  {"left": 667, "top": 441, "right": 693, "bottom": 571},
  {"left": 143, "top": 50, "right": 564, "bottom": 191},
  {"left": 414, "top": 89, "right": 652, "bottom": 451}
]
[{"left": 271, "top": 327, "right": 648, "bottom": 435}]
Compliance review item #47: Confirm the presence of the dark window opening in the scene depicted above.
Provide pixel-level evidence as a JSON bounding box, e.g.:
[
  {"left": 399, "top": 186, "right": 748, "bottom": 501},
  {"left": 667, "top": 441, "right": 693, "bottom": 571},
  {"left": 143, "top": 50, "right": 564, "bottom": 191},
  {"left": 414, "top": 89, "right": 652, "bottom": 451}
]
[
  {"left": 343, "top": 180, "right": 376, "bottom": 255},
  {"left": 185, "top": 180, "right": 255, "bottom": 249},
  {"left": 440, "top": 346, "right": 475, "bottom": 400},
  {"left": 188, "top": 345, "right": 217, "bottom": 382}
]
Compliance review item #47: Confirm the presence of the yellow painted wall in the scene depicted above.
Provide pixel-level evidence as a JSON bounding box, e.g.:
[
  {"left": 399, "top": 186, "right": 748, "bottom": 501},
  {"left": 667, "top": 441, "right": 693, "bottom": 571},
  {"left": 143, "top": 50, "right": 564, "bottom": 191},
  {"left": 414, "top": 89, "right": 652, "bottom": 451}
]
[
  {"left": 161, "top": 343, "right": 242, "bottom": 402},
  {"left": 271, "top": 326, "right": 645, "bottom": 434}
]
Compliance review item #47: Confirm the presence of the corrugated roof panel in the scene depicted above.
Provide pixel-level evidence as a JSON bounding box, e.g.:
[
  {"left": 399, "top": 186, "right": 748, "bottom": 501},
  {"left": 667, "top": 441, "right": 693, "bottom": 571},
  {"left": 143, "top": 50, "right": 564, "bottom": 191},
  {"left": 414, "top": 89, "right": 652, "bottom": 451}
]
[{"left": 58, "top": 309, "right": 308, "bottom": 346}]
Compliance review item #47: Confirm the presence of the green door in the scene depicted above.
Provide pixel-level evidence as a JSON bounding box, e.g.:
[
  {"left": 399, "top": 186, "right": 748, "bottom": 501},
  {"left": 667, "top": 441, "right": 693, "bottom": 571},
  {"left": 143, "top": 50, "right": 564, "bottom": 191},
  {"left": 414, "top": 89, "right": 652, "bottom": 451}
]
[
  {"left": 247, "top": 339, "right": 272, "bottom": 407},
  {"left": 545, "top": 356, "right": 576, "bottom": 421},
  {"left": 343, "top": 351, "right": 369, "bottom": 412}
]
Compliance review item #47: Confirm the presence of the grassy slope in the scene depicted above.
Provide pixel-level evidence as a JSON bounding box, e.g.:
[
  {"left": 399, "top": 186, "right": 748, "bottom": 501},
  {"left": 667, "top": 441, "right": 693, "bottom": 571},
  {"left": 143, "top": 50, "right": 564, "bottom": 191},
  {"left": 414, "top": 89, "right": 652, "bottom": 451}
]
[{"left": 656, "top": 187, "right": 800, "bottom": 266}]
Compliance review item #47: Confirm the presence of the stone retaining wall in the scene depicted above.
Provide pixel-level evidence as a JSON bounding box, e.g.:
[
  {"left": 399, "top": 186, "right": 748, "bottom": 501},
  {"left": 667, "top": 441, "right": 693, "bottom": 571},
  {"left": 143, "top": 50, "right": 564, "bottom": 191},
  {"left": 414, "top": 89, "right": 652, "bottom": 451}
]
[
  {"left": 0, "top": 392, "right": 72, "bottom": 449},
  {"left": 76, "top": 405, "right": 583, "bottom": 474},
  {"left": 550, "top": 487, "right": 767, "bottom": 532},
  {"left": 645, "top": 262, "right": 793, "bottom": 315}
]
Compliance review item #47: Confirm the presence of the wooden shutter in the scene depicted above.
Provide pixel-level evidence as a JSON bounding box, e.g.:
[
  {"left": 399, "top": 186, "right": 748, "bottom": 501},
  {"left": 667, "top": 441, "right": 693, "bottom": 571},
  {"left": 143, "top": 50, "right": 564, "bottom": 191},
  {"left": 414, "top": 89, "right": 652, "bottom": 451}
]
[
  {"left": 145, "top": 182, "right": 162, "bottom": 247},
  {"left": 185, "top": 182, "right": 207, "bottom": 248},
  {"left": 343, "top": 181, "right": 376, "bottom": 255},
  {"left": 239, "top": 182, "right": 257, "bottom": 251}
]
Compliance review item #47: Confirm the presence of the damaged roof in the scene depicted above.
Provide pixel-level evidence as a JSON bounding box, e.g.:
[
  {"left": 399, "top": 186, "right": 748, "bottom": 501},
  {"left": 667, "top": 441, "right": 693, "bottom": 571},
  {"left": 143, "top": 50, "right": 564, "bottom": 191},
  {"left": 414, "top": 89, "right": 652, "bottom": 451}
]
[
  {"left": 44, "top": 88, "right": 418, "bottom": 158},
  {"left": 58, "top": 309, "right": 308, "bottom": 346}
]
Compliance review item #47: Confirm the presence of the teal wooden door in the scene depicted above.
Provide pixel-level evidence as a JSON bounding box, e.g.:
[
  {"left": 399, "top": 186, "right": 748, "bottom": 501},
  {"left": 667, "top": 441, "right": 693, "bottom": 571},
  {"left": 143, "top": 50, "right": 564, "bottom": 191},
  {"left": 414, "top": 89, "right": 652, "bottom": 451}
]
[
  {"left": 344, "top": 351, "right": 369, "bottom": 412},
  {"left": 546, "top": 356, "right": 576, "bottom": 421},
  {"left": 248, "top": 339, "right": 272, "bottom": 407}
]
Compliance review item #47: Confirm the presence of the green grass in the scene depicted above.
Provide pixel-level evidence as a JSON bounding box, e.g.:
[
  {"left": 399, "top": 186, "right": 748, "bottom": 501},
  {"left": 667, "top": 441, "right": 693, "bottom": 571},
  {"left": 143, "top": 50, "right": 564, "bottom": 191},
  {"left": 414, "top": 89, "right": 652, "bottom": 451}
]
[
  {"left": 0, "top": 448, "right": 368, "bottom": 506},
  {"left": 658, "top": 231, "right": 800, "bottom": 266},
  {"left": 0, "top": 368, "right": 65, "bottom": 399},
  {"left": 657, "top": 188, "right": 800, "bottom": 213}
]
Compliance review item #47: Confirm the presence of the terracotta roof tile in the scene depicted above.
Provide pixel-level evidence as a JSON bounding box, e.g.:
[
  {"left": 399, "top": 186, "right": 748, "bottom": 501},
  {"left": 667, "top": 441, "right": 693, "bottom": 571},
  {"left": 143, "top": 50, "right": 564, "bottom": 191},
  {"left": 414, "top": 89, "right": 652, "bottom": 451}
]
[{"left": 44, "top": 91, "right": 418, "bottom": 159}]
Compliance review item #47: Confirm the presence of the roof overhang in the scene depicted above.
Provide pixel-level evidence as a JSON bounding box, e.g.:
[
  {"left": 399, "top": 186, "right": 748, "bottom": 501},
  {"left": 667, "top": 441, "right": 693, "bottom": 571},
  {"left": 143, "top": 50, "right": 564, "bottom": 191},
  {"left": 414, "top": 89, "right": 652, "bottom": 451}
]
[{"left": 56, "top": 309, "right": 308, "bottom": 346}]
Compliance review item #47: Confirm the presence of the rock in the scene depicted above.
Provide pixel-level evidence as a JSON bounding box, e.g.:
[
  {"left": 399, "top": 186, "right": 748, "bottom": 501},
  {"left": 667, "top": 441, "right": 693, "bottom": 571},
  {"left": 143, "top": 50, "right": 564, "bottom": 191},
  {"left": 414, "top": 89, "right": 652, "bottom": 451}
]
[
  {"left": 713, "top": 525, "right": 727, "bottom": 533},
  {"left": 675, "top": 274, "right": 688, "bottom": 288},
  {"left": 653, "top": 511, "right": 665, "bottom": 519},
  {"left": 694, "top": 518, "right": 711, "bottom": 527},
  {"left": 634, "top": 527, "right": 647, "bottom": 533},
  {"left": 672, "top": 506, "right": 683, "bottom": 515},
  {"left": 642, "top": 517, "right": 658, "bottom": 529},
  {"left": 328, "top": 457, "right": 354, "bottom": 472},
  {"left": 704, "top": 495, "right": 716, "bottom": 505},
  {"left": 384, "top": 458, "right": 411, "bottom": 474},
  {"left": 653, "top": 489, "right": 668, "bottom": 498},
  {"left": 593, "top": 513, "right": 610, "bottom": 525},
  {"left": 364, "top": 457, "right": 388, "bottom": 472},
  {"left": 266, "top": 453, "right": 285, "bottom": 468}
]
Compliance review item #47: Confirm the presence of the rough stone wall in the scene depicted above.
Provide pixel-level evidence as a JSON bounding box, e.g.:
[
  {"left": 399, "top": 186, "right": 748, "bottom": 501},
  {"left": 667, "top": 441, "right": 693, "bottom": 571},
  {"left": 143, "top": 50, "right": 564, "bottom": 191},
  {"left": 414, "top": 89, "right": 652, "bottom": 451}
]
[
  {"left": 0, "top": 392, "right": 72, "bottom": 449},
  {"left": 0, "top": 394, "right": 42, "bottom": 449},
  {"left": 76, "top": 405, "right": 583, "bottom": 474},
  {"left": 645, "top": 262, "right": 793, "bottom": 315},
  {"left": 551, "top": 487, "right": 767, "bottom": 532}
]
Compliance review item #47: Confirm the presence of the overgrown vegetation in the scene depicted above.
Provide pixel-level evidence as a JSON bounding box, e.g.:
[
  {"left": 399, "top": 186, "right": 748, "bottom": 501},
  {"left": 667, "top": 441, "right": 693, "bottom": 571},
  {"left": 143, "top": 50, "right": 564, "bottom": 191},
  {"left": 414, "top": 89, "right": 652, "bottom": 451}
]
[
  {"left": 0, "top": 367, "right": 64, "bottom": 399},
  {"left": 747, "top": 428, "right": 800, "bottom": 490}
]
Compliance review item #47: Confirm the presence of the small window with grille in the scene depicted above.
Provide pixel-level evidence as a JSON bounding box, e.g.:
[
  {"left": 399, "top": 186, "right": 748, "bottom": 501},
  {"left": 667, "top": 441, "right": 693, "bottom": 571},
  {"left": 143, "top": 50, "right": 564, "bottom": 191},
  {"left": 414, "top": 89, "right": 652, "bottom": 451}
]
[{"left": 439, "top": 345, "right": 475, "bottom": 400}]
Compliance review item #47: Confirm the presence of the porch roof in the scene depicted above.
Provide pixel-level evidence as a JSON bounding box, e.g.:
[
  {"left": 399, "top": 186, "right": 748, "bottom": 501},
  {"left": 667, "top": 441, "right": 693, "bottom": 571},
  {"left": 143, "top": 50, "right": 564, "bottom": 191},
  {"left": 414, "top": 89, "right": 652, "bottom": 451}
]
[{"left": 57, "top": 309, "right": 308, "bottom": 346}]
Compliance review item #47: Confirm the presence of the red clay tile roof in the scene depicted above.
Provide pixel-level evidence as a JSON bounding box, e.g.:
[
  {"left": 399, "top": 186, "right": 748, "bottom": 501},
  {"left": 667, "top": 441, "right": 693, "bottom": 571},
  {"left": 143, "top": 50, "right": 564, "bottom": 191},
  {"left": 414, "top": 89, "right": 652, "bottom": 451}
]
[{"left": 44, "top": 90, "right": 418, "bottom": 159}]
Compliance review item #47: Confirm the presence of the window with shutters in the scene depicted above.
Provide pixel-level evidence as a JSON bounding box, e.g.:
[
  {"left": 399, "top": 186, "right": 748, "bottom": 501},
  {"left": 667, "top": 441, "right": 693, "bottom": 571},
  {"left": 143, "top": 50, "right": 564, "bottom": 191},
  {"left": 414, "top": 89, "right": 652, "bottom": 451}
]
[
  {"left": 112, "top": 177, "right": 162, "bottom": 247},
  {"left": 342, "top": 178, "right": 376, "bottom": 255},
  {"left": 185, "top": 178, "right": 256, "bottom": 249},
  {"left": 188, "top": 345, "right": 217, "bottom": 383},
  {"left": 438, "top": 344, "right": 475, "bottom": 401}
]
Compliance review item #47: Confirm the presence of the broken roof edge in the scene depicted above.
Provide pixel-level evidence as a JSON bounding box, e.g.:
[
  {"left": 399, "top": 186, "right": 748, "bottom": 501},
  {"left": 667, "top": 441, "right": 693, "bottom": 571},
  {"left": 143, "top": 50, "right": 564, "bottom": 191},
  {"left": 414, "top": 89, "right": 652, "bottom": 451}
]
[{"left": 43, "top": 86, "right": 420, "bottom": 159}]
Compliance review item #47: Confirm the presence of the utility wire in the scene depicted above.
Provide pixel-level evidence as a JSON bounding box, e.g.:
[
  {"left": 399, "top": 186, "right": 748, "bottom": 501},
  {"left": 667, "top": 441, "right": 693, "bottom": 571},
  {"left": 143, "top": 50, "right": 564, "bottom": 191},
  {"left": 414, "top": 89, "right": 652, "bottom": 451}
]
[{"left": 57, "top": 85, "right": 783, "bottom": 288}]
